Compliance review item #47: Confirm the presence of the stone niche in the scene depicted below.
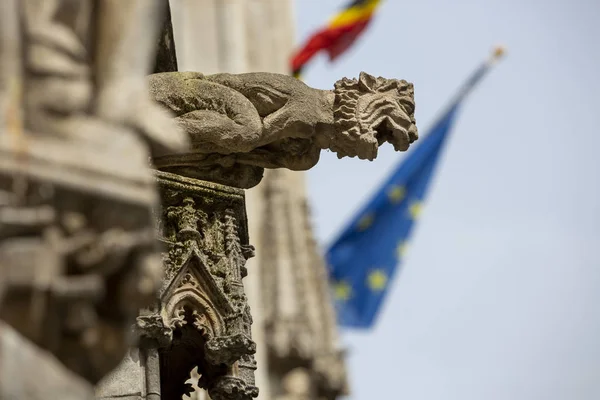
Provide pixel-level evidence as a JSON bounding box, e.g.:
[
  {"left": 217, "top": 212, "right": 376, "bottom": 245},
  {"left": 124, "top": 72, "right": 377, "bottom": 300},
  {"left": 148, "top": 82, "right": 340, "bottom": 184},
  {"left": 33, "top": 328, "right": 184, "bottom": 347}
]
[{"left": 97, "top": 171, "right": 258, "bottom": 400}]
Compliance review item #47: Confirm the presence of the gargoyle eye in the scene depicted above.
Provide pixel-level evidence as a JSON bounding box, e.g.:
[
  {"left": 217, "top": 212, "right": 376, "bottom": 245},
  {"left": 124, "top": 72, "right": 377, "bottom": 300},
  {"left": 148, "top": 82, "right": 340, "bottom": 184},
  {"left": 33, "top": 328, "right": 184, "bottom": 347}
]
[{"left": 399, "top": 99, "right": 415, "bottom": 115}]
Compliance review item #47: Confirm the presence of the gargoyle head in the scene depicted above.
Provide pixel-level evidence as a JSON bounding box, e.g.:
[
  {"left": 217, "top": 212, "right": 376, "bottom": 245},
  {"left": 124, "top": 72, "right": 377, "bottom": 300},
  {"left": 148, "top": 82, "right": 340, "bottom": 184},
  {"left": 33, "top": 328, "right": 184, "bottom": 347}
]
[{"left": 332, "top": 72, "right": 418, "bottom": 160}]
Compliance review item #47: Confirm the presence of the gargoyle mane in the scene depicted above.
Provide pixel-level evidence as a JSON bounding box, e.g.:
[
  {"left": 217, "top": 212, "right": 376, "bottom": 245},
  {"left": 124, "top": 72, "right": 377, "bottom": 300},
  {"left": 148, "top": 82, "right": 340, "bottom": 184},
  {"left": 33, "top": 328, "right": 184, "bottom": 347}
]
[{"left": 332, "top": 71, "right": 416, "bottom": 159}]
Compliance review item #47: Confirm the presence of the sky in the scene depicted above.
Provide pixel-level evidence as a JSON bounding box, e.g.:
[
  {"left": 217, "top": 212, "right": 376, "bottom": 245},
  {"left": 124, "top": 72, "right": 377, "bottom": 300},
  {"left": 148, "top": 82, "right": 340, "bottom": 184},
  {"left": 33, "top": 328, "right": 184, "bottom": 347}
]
[{"left": 295, "top": 0, "right": 600, "bottom": 399}]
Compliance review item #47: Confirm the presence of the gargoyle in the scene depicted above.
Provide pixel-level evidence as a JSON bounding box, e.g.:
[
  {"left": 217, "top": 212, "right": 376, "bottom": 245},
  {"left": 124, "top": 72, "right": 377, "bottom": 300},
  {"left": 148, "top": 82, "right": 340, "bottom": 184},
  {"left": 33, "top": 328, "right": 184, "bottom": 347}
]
[{"left": 149, "top": 71, "right": 418, "bottom": 172}]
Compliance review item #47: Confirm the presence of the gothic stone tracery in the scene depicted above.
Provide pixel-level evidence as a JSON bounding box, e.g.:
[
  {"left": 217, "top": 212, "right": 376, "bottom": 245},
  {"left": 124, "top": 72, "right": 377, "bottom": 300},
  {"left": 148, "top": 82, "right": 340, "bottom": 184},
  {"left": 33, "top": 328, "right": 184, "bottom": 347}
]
[{"left": 132, "top": 172, "right": 259, "bottom": 400}]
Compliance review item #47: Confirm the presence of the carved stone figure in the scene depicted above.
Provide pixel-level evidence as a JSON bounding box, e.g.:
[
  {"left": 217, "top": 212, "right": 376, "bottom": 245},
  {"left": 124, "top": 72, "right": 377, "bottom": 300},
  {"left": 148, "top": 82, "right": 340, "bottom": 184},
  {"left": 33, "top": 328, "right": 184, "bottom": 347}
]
[
  {"left": 149, "top": 71, "right": 417, "bottom": 187},
  {"left": 0, "top": 0, "right": 187, "bottom": 396}
]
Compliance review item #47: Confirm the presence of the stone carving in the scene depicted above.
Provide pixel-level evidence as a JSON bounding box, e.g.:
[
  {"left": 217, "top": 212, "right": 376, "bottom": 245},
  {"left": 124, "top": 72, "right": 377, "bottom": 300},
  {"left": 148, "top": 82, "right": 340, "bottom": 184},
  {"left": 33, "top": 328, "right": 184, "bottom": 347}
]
[
  {"left": 131, "top": 172, "right": 258, "bottom": 400},
  {"left": 0, "top": 0, "right": 188, "bottom": 395},
  {"left": 149, "top": 71, "right": 417, "bottom": 187},
  {"left": 135, "top": 313, "right": 173, "bottom": 348},
  {"left": 205, "top": 333, "right": 257, "bottom": 366}
]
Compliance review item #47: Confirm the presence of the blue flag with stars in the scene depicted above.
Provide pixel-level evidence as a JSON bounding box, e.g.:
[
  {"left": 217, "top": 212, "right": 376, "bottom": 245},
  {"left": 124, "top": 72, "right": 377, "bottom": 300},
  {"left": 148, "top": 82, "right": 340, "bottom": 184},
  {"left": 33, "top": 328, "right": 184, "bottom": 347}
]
[{"left": 326, "top": 47, "right": 505, "bottom": 328}]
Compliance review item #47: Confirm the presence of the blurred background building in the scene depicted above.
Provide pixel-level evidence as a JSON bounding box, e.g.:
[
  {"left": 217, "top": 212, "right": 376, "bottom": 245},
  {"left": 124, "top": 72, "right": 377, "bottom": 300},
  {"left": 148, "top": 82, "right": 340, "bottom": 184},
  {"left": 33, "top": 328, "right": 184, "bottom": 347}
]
[{"left": 169, "top": 1, "right": 348, "bottom": 399}]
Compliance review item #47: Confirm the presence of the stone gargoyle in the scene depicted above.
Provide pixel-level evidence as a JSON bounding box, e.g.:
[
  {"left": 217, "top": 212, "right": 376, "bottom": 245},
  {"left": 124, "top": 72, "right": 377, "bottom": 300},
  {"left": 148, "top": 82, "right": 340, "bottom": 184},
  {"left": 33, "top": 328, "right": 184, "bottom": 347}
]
[{"left": 149, "top": 71, "right": 417, "bottom": 187}]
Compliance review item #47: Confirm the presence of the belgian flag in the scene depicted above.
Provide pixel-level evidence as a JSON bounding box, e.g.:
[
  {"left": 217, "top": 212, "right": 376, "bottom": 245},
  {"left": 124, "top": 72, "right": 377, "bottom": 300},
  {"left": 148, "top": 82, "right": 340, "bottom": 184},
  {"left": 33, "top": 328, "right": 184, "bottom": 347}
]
[{"left": 291, "top": 0, "right": 383, "bottom": 78}]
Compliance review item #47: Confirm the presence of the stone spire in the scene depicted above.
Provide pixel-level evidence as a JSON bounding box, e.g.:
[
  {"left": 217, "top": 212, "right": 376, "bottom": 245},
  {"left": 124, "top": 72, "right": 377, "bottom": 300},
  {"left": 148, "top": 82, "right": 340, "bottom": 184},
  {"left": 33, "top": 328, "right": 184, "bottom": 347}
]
[{"left": 260, "top": 170, "right": 348, "bottom": 399}]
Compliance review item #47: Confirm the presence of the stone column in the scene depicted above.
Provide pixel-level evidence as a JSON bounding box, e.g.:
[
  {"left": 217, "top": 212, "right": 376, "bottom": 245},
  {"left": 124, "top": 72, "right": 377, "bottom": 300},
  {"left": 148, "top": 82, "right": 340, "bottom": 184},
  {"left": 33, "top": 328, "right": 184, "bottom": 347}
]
[{"left": 145, "top": 347, "right": 162, "bottom": 400}]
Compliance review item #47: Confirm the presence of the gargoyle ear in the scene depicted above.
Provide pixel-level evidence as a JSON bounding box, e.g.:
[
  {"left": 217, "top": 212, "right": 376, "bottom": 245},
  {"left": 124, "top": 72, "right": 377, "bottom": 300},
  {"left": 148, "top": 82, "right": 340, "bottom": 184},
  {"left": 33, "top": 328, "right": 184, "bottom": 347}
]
[
  {"left": 358, "top": 72, "right": 377, "bottom": 92},
  {"left": 375, "top": 79, "right": 400, "bottom": 93}
]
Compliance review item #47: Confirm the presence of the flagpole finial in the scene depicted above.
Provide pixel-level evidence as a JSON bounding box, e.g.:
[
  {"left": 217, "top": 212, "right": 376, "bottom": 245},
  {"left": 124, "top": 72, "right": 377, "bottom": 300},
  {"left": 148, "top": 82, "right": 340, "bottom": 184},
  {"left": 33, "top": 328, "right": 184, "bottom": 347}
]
[{"left": 491, "top": 45, "right": 506, "bottom": 61}]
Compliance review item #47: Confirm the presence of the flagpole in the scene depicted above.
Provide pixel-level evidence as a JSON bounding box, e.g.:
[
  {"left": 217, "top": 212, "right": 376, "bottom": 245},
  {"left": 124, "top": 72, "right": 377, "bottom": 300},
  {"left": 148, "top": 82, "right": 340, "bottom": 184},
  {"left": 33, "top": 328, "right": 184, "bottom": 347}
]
[
  {"left": 403, "top": 45, "right": 506, "bottom": 151},
  {"left": 440, "top": 45, "right": 507, "bottom": 119}
]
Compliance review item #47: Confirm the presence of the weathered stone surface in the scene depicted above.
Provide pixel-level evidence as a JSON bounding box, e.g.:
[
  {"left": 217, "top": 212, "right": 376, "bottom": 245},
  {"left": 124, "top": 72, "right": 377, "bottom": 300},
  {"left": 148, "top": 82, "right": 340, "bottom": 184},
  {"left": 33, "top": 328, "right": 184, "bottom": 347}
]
[{"left": 149, "top": 71, "right": 417, "bottom": 187}]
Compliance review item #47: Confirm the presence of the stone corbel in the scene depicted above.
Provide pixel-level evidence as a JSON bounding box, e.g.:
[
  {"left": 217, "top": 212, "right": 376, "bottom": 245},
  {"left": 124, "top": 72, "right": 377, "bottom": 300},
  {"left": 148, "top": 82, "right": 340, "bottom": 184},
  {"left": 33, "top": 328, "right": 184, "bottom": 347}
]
[
  {"left": 134, "top": 312, "right": 173, "bottom": 349},
  {"left": 205, "top": 333, "right": 256, "bottom": 366}
]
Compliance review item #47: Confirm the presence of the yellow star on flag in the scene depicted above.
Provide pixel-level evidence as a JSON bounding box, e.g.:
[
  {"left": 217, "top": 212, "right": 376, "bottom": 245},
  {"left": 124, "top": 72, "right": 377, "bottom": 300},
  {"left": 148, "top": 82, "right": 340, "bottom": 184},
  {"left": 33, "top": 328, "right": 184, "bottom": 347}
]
[
  {"left": 367, "top": 269, "right": 388, "bottom": 291},
  {"left": 395, "top": 241, "right": 408, "bottom": 260},
  {"left": 387, "top": 185, "right": 406, "bottom": 204},
  {"left": 408, "top": 201, "right": 423, "bottom": 220},
  {"left": 333, "top": 281, "right": 352, "bottom": 301},
  {"left": 356, "top": 213, "right": 374, "bottom": 231}
]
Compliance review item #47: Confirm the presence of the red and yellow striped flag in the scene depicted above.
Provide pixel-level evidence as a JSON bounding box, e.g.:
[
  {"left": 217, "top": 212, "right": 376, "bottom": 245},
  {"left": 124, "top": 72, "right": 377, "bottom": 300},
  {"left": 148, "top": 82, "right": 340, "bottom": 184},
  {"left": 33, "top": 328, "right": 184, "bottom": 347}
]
[{"left": 291, "top": 0, "right": 383, "bottom": 78}]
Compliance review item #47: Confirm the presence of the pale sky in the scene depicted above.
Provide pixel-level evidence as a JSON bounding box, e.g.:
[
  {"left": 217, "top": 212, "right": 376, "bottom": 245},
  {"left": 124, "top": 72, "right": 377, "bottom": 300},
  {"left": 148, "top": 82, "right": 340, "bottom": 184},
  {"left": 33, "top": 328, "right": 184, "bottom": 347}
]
[{"left": 295, "top": 0, "right": 600, "bottom": 399}]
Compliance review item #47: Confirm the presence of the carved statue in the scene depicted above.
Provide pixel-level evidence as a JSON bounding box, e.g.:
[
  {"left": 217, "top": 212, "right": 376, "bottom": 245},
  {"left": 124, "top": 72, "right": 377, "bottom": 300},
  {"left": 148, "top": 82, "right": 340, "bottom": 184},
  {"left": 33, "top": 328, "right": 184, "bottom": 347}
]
[
  {"left": 149, "top": 71, "right": 417, "bottom": 176},
  {"left": 0, "top": 0, "right": 187, "bottom": 396}
]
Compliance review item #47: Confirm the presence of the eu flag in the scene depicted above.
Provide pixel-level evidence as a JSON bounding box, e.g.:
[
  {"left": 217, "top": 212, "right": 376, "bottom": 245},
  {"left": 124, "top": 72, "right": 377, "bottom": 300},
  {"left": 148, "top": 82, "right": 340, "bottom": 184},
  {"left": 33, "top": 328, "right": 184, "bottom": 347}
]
[{"left": 326, "top": 47, "right": 505, "bottom": 328}]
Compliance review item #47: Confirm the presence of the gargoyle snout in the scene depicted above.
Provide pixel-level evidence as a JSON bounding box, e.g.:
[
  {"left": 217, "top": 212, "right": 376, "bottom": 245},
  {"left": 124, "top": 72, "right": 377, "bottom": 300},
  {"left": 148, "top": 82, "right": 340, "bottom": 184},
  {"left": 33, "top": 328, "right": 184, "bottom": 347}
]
[
  {"left": 407, "top": 123, "right": 418, "bottom": 143},
  {"left": 373, "top": 113, "right": 415, "bottom": 152}
]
